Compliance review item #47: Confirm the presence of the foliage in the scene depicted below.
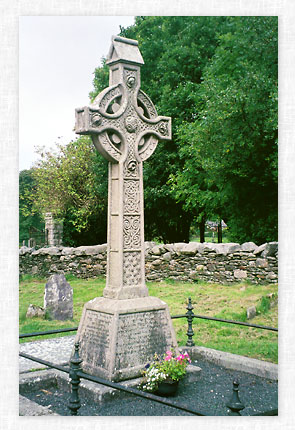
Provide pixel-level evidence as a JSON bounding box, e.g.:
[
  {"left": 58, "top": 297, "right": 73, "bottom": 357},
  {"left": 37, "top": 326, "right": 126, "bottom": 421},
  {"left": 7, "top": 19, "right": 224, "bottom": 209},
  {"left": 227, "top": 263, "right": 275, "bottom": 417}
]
[
  {"left": 32, "top": 136, "right": 108, "bottom": 246},
  {"left": 139, "top": 350, "right": 191, "bottom": 392},
  {"left": 28, "top": 16, "right": 278, "bottom": 245},
  {"left": 171, "top": 16, "right": 278, "bottom": 244},
  {"left": 19, "top": 169, "right": 44, "bottom": 244}
]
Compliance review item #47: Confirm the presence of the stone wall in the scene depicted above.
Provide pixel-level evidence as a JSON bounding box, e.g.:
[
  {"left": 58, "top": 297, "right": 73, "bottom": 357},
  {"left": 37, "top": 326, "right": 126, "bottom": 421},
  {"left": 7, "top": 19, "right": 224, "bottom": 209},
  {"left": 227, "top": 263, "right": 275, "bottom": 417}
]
[{"left": 19, "top": 241, "right": 278, "bottom": 284}]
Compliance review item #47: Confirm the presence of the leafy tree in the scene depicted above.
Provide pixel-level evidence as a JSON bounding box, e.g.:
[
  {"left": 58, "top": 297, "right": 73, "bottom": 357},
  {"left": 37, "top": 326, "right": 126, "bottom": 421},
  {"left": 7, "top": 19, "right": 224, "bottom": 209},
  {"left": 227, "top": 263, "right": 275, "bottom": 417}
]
[
  {"left": 172, "top": 16, "right": 278, "bottom": 244},
  {"left": 29, "top": 16, "right": 277, "bottom": 247},
  {"left": 19, "top": 169, "right": 44, "bottom": 245},
  {"left": 32, "top": 136, "right": 108, "bottom": 246}
]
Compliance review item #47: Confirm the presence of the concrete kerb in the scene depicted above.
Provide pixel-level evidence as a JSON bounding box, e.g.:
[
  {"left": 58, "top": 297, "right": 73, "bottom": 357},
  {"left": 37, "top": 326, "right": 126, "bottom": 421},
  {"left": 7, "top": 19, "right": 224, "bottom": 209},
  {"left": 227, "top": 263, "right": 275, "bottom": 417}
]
[
  {"left": 19, "top": 365, "right": 201, "bottom": 403},
  {"left": 19, "top": 370, "right": 60, "bottom": 416},
  {"left": 19, "top": 395, "right": 59, "bottom": 416},
  {"left": 180, "top": 346, "right": 278, "bottom": 381},
  {"left": 19, "top": 362, "right": 202, "bottom": 416},
  {"left": 19, "top": 338, "right": 277, "bottom": 415}
]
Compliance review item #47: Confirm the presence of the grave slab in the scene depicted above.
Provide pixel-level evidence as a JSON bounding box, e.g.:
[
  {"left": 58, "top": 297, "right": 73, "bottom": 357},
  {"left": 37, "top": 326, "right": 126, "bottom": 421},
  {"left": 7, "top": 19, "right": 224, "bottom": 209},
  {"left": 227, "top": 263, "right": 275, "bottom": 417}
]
[{"left": 44, "top": 274, "right": 73, "bottom": 320}]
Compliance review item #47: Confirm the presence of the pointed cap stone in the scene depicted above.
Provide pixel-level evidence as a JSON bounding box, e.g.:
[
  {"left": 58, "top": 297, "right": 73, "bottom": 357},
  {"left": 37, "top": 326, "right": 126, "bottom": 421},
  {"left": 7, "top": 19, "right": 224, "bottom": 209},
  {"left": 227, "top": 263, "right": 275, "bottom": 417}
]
[{"left": 106, "top": 35, "right": 144, "bottom": 66}]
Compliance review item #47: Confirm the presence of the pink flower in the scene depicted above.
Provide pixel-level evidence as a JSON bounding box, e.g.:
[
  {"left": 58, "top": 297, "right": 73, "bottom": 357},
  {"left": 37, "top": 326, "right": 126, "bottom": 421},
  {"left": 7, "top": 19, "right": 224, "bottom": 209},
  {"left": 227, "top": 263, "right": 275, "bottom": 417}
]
[
  {"left": 165, "top": 351, "right": 173, "bottom": 361},
  {"left": 183, "top": 352, "right": 191, "bottom": 363}
]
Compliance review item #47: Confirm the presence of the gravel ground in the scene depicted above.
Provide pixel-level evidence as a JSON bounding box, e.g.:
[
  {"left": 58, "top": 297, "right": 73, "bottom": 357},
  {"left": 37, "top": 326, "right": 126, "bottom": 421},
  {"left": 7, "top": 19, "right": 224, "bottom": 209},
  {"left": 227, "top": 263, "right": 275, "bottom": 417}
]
[{"left": 22, "top": 359, "right": 278, "bottom": 416}]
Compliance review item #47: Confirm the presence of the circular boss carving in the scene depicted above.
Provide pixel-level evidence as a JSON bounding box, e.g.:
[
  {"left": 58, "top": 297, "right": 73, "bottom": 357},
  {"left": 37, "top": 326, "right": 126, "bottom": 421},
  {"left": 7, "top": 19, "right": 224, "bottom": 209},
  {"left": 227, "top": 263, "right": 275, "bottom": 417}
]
[
  {"left": 158, "top": 121, "right": 168, "bottom": 135},
  {"left": 126, "top": 76, "right": 136, "bottom": 88},
  {"left": 125, "top": 116, "right": 138, "bottom": 133},
  {"left": 127, "top": 160, "right": 137, "bottom": 171},
  {"left": 91, "top": 113, "right": 102, "bottom": 127}
]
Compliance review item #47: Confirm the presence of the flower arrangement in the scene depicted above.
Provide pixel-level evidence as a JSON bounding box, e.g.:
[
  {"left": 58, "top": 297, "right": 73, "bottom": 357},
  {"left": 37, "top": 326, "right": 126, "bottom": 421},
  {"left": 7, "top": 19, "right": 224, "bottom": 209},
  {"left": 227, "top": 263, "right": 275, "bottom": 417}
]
[{"left": 139, "top": 350, "right": 191, "bottom": 393}]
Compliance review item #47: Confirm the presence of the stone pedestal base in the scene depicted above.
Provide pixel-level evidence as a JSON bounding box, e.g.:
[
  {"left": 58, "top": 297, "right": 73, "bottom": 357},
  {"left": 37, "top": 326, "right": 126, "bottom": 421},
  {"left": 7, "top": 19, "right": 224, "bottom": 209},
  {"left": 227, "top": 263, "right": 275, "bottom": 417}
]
[{"left": 75, "top": 296, "right": 178, "bottom": 382}]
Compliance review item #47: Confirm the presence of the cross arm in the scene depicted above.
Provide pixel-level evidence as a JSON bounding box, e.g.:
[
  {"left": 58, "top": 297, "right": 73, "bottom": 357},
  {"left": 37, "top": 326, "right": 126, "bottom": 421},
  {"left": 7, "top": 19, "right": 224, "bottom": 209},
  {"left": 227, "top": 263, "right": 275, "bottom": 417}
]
[
  {"left": 75, "top": 106, "right": 124, "bottom": 136},
  {"left": 137, "top": 115, "right": 172, "bottom": 142}
]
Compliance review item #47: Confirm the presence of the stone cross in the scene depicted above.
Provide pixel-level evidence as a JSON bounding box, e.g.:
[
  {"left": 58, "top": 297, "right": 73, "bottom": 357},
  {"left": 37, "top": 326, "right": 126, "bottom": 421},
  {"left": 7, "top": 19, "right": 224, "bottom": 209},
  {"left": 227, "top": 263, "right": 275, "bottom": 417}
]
[
  {"left": 74, "top": 36, "right": 177, "bottom": 382},
  {"left": 75, "top": 36, "right": 171, "bottom": 300}
]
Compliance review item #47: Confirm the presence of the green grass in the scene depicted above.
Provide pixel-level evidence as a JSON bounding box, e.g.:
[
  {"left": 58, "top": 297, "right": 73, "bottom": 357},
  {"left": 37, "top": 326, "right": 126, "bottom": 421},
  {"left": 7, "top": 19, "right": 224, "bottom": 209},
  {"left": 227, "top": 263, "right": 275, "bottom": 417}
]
[
  {"left": 190, "top": 235, "right": 231, "bottom": 243},
  {"left": 19, "top": 276, "right": 278, "bottom": 363}
]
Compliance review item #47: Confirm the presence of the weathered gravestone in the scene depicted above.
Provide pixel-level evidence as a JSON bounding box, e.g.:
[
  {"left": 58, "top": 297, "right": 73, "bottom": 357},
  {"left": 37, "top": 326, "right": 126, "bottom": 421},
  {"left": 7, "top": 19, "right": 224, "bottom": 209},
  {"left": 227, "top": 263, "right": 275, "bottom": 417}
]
[
  {"left": 44, "top": 274, "right": 73, "bottom": 320},
  {"left": 26, "top": 304, "right": 46, "bottom": 319},
  {"left": 74, "top": 36, "right": 178, "bottom": 381}
]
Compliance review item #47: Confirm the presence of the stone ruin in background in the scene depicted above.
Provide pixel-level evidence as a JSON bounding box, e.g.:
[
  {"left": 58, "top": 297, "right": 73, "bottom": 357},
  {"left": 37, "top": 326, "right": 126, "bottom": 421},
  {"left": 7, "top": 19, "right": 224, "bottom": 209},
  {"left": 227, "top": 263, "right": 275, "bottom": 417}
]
[{"left": 44, "top": 212, "right": 63, "bottom": 246}]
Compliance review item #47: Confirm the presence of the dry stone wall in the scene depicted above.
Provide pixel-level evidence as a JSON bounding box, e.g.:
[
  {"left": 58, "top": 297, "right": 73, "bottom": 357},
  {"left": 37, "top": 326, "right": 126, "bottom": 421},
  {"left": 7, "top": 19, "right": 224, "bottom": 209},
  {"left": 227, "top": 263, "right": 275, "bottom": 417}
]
[{"left": 19, "top": 241, "right": 278, "bottom": 284}]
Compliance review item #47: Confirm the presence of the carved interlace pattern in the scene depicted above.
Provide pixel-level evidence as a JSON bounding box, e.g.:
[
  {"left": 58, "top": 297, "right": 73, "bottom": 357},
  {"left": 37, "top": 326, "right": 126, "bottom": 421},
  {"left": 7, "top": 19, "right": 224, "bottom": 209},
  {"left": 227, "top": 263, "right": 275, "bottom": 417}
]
[
  {"left": 123, "top": 215, "right": 140, "bottom": 248},
  {"left": 123, "top": 252, "right": 142, "bottom": 285},
  {"left": 124, "top": 180, "right": 140, "bottom": 213}
]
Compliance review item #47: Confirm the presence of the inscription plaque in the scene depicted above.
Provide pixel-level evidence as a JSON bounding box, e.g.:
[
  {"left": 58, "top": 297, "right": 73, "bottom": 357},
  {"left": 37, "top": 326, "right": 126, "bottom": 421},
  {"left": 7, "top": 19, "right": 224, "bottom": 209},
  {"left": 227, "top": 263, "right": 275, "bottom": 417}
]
[
  {"left": 79, "top": 310, "right": 112, "bottom": 371},
  {"left": 115, "top": 310, "right": 172, "bottom": 368}
]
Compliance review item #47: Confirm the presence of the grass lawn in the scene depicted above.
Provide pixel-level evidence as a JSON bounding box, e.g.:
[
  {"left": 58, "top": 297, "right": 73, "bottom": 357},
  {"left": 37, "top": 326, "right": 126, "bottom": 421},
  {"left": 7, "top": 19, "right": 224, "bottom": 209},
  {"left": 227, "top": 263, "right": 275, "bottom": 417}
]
[{"left": 19, "top": 275, "right": 278, "bottom": 363}]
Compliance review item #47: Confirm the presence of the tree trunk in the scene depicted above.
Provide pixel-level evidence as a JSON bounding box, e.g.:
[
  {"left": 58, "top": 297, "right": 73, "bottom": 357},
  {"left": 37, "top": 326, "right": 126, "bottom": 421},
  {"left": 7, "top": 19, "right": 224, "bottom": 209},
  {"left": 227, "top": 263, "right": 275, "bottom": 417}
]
[
  {"left": 199, "top": 216, "right": 206, "bottom": 243},
  {"left": 218, "top": 219, "right": 223, "bottom": 243}
]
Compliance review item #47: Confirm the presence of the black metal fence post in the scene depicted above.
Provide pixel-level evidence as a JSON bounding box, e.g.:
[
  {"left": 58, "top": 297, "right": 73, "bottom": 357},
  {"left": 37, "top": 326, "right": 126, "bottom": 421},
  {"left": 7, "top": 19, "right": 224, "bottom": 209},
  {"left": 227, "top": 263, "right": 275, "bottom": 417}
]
[
  {"left": 227, "top": 380, "right": 245, "bottom": 416},
  {"left": 68, "top": 342, "right": 83, "bottom": 416},
  {"left": 186, "top": 297, "right": 195, "bottom": 347}
]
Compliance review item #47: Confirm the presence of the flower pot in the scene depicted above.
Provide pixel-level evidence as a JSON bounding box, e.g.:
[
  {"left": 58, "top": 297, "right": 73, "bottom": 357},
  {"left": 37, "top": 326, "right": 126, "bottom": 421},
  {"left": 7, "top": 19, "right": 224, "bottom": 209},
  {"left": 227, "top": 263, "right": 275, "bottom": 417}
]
[{"left": 156, "top": 379, "right": 179, "bottom": 397}]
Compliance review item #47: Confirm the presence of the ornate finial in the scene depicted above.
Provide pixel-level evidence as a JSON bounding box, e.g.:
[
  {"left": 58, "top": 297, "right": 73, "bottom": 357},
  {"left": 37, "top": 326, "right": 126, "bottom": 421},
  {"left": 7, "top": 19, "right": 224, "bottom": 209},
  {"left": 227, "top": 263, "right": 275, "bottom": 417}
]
[
  {"left": 71, "top": 342, "right": 83, "bottom": 366},
  {"left": 227, "top": 380, "right": 245, "bottom": 415}
]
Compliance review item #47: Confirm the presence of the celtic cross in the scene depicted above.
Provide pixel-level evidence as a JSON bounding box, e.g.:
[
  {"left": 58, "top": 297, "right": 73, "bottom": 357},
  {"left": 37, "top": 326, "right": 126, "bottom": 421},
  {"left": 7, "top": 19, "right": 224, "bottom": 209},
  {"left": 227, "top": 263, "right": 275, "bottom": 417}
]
[{"left": 75, "top": 36, "right": 171, "bottom": 300}]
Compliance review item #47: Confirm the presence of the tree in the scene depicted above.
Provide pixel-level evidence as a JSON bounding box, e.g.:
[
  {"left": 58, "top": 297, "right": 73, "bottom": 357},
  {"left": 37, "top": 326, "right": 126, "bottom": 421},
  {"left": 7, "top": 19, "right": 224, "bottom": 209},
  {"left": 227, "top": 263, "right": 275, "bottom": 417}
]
[
  {"left": 19, "top": 169, "right": 44, "bottom": 245},
  {"left": 172, "top": 16, "right": 278, "bottom": 244},
  {"left": 29, "top": 17, "right": 277, "bottom": 247},
  {"left": 32, "top": 136, "right": 109, "bottom": 246}
]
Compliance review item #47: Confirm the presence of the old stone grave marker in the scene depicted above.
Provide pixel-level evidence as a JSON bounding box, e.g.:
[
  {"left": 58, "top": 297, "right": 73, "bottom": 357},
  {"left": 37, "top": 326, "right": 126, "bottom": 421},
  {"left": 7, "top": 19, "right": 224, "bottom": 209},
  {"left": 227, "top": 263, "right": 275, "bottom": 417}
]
[
  {"left": 74, "top": 36, "right": 178, "bottom": 381},
  {"left": 44, "top": 274, "right": 73, "bottom": 320},
  {"left": 26, "top": 304, "right": 46, "bottom": 319}
]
